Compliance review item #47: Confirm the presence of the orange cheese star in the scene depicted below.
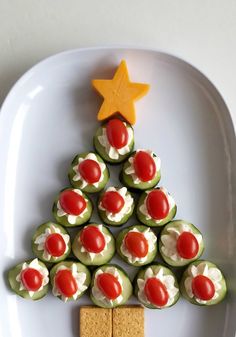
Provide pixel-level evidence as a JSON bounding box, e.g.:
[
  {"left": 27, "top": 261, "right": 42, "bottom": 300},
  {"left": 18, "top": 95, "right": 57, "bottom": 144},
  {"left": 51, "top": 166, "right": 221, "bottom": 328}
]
[{"left": 92, "top": 60, "right": 150, "bottom": 125}]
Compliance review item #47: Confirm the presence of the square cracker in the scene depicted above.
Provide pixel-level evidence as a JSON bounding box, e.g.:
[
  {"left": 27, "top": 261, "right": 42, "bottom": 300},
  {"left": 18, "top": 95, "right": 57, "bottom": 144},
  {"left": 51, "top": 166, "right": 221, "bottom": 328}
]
[
  {"left": 80, "top": 306, "right": 112, "bottom": 337},
  {"left": 112, "top": 306, "right": 144, "bottom": 337}
]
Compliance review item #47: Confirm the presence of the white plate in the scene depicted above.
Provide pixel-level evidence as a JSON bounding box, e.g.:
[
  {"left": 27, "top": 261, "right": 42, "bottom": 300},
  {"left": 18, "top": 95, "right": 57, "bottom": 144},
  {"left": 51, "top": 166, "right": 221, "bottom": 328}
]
[{"left": 0, "top": 47, "right": 235, "bottom": 337}]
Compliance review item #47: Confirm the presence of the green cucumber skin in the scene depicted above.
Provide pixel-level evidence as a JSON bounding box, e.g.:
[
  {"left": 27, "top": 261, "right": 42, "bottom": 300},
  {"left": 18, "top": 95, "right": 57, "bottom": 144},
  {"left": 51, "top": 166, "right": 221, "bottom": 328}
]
[
  {"left": 121, "top": 152, "right": 161, "bottom": 191},
  {"left": 116, "top": 225, "right": 157, "bottom": 266},
  {"left": 52, "top": 188, "right": 93, "bottom": 227},
  {"left": 8, "top": 260, "right": 49, "bottom": 300},
  {"left": 180, "top": 260, "right": 227, "bottom": 306},
  {"left": 32, "top": 222, "right": 71, "bottom": 263},
  {"left": 72, "top": 224, "right": 116, "bottom": 266},
  {"left": 90, "top": 264, "right": 133, "bottom": 308},
  {"left": 136, "top": 190, "right": 177, "bottom": 227},
  {"left": 97, "top": 189, "right": 134, "bottom": 226},
  {"left": 134, "top": 264, "right": 180, "bottom": 309},
  {"left": 68, "top": 152, "right": 110, "bottom": 193},
  {"left": 93, "top": 125, "right": 134, "bottom": 164},
  {"left": 159, "top": 220, "right": 204, "bottom": 267},
  {"left": 50, "top": 261, "right": 91, "bottom": 302}
]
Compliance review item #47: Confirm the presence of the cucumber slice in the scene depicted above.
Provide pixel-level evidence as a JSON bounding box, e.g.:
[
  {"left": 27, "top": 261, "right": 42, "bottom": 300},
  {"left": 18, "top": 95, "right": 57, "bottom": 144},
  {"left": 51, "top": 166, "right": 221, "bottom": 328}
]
[
  {"left": 136, "top": 188, "right": 177, "bottom": 227},
  {"left": 180, "top": 260, "right": 227, "bottom": 306},
  {"left": 90, "top": 264, "right": 133, "bottom": 308},
  {"left": 97, "top": 187, "right": 134, "bottom": 226},
  {"left": 52, "top": 188, "right": 93, "bottom": 227},
  {"left": 50, "top": 260, "right": 91, "bottom": 302},
  {"left": 68, "top": 152, "right": 109, "bottom": 193},
  {"left": 8, "top": 259, "right": 49, "bottom": 300},
  {"left": 116, "top": 225, "right": 157, "bottom": 266},
  {"left": 72, "top": 224, "right": 115, "bottom": 266},
  {"left": 134, "top": 264, "right": 180, "bottom": 309},
  {"left": 93, "top": 122, "right": 134, "bottom": 164},
  {"left": 32, "top": 222, "right": 71, "bottom": 263},
  {"left": 121, "top": 151, "right": 161, "bottom": 190},
  {"left": 159, "top": 220, "right": 204, "bottom": 267}
]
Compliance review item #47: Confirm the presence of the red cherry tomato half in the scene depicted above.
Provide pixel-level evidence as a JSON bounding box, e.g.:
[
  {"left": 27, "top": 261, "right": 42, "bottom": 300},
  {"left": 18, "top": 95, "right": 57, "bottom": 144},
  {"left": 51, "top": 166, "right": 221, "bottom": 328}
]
[
  {"left": 106, "top": 119, "right": 129, "bottom": 149},
  {"left": 176, "top": 232, "right": 199, "bottom": 259},
  {"left": 59, "top": 190, "right": 86, "bottom": 215},
  {"left": 55, "top": 269, "right": 78, "bottom": 298},
  {"left": 80, "top": 226, "right": 106, "bottom": 253},
  {"left": 146, "top": 189, "right": 170, "bottom": 220},
  {"left": 45, "top": 233, "right": 66, "bottom": 257},
  {"left": 21, "top": 268, "right": 43, "bottom": 291},
  {"left": 192, "top": 275, "right": 215, "bottom": 301},
  {"left": 124, "top": 231, "right": 148, "bottom": 258},
  {"left": 101, "top": 191, "right": 125, "bottom": 214},
  {"left": 133, "top": 151, "right": 156, "bottom": 182},
  {"left": 79, "top": 159, "right": 101, "bottom": 184},
  {"left": 97, "top": 273, "right": 122, "bottom": 300},
  {"left": 144, "top": 277, "right": 169, "bottom": 307}
]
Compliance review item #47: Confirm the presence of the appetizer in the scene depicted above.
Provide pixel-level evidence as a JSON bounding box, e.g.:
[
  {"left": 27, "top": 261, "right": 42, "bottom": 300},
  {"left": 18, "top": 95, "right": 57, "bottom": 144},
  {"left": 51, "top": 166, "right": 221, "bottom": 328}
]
[
  {"left": 32, "top": 222, "right": 71, "bottom": 263},
  {"left": 50, "top": 261, "right": 91, "bottom": 302},
  {"left": 121, "top": 150, "right": 161, "bottom": 190},
  {"left": 72, "top": 224, "right": 115, "bottom": 266},
  {"left": 98, "top": 186, "right": 134, "bottom": 226},
  {"left": 52, "top": 187, "right": 93, "bottom": 227},
  {"left": 68, "top": 152, "right": 109, "bottom": 193},
  {"left": 159, "top": 220, "right": 204, "bottom": 267},
  {"left": 90, "top": 264, "right": 133, "bottom": 308},
  {"left": 134, "top": 264, "right": 180, "bottom": 309},
  {"left": 94, "top": 118, "right": 134, "bottom": 164},
  {"left": 116, "top": 225, "right": 157, "bottom": 266},
  {"left": 180, "top": 260, "right": 227, "bottom": 306},
  {"left": 8, "top": 258, "right": 49, "bottom": 300},
  {"left": 136, "top": 187, "right": 176, "bottom": 227}
]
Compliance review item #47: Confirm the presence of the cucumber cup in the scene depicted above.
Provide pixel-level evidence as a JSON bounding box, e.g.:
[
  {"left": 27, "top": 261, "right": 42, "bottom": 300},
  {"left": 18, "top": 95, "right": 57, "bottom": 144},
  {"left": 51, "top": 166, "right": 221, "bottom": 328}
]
[
  {"left": 159, "top": 220, "right": 204, "bottom": 267},
  {"left": 180, "top": 260, "right": 227, "bottom": 306}
]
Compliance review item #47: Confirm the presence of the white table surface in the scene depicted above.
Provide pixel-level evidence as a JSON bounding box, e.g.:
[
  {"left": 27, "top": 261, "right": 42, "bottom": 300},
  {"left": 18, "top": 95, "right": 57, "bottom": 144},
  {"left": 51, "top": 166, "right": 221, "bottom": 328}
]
[{"left": 0, "top": 0, "right": 236, "bottom": 128}]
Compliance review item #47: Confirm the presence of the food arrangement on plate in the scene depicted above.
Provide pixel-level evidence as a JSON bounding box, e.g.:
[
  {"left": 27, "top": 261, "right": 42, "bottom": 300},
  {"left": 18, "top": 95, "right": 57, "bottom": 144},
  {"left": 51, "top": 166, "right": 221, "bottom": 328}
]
[{"left": 8, "top": 60, "right": 227, "bottom": 313}]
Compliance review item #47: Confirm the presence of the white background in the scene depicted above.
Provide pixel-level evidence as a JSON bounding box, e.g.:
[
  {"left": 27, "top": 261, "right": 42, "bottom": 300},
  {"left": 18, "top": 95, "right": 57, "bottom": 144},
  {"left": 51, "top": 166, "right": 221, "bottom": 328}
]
[{"left": 0, "top": 0, "right": 236, "bottom": 127}]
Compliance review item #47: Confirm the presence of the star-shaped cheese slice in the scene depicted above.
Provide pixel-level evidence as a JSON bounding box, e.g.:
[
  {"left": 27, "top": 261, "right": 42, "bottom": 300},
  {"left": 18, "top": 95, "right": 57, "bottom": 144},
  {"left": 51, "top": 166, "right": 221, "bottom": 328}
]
[{"left": 92, "top": 60, "right": 150, "bottom": 124}]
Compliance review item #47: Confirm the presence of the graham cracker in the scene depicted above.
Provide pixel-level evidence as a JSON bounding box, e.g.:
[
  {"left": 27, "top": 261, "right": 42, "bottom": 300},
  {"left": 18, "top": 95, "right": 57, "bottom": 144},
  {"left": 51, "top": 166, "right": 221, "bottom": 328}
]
[
  {"left": 112, "top": 306, "right": 144, "bottom": 337},
  {"left": 80, "top": 306, "right": 112, "bottom": 337}
]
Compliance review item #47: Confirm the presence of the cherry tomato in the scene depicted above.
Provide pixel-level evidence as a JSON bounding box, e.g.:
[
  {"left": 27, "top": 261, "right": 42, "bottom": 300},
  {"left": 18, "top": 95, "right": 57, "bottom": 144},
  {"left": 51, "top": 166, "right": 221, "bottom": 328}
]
[
  {"left": 97, "top": 273, "right": 122, "bottom": 300},
  {"left": 176, "top": 232, "right": 199, "bottom": 259},
  {"left": 55, "top": 269, "right": 78, "bottom": 298},
  {"left": 101, "top": 191, "right": 125, "bottom": 214},
  {"left": 146, "top": 189, "right": 170, "bottom": 220},
  {"left": 21, "top": 268, "right": 43, "bottom": 291},
  {"left": 106, "top": 118, "right": 128, "bottom": 149},
  {"left": 144, "top": 277, "right": 169, "bottom": 307},
  {"left": 192, "top": 275, "right": 215, "bottom": 301},
  {"left": 79, "top": 159, "right": 101, "bottom": 184},
  {"left": 45, "top": 233, "right": 66, "bottom": 257},
  {"left": 124, "top": 231, "right": 148, "bottom": 258},
  {"left": 59, "top": 190, "right": 86, "bottom": 215},
  {"left": 133, "top": 151, "right": 156, "bottom": 182},
  {"left": 80, "top": 226, "right": 105, "bottom": 253}
]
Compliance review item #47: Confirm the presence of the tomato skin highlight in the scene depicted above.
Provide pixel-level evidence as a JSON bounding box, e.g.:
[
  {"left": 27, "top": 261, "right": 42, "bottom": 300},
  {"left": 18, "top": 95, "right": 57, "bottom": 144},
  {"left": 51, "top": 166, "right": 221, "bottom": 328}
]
[
  {"left": 106, "top": 119, "right": 129, "bottom": 149},
  {"left": 79, "top": 159, "right": 101, "bottom": 184},
  {"left": 59, "top": 190, "right": 86, "bottom": 215},
  {"left": 133, "top": 151, "right": 156, "bottom": 182},
  {"left": 21, "top": 268, "right": 43, "bottom": 291},
  {"left": 124, "top": 232, "right": 148, "bottom": 258},
  {"left": 176, "top": 232, "right": 199, "bottom": 259},
  {"left": 55, "top": 269, "right": 78, "bottom": 298},
  {"left": 192, "top": 275, "right": 215, "bottom": 301},
  {"left": 45, "top": 233, "right": 66, "bottom": 257},
  {"left": 80, "top": 226, "right": 106, "bottom": 253},
  {"left": 146, "top": 190, "right": 169, "bottom": 220},
  {"left": 97, "top": 273, "right": 122, "bottom": 300},
  {"left": 144, "top": 277, "right": 169, "bottom": 307},
  {"left": 101, "top": 191, "right": 125, "bottom": 214}
]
